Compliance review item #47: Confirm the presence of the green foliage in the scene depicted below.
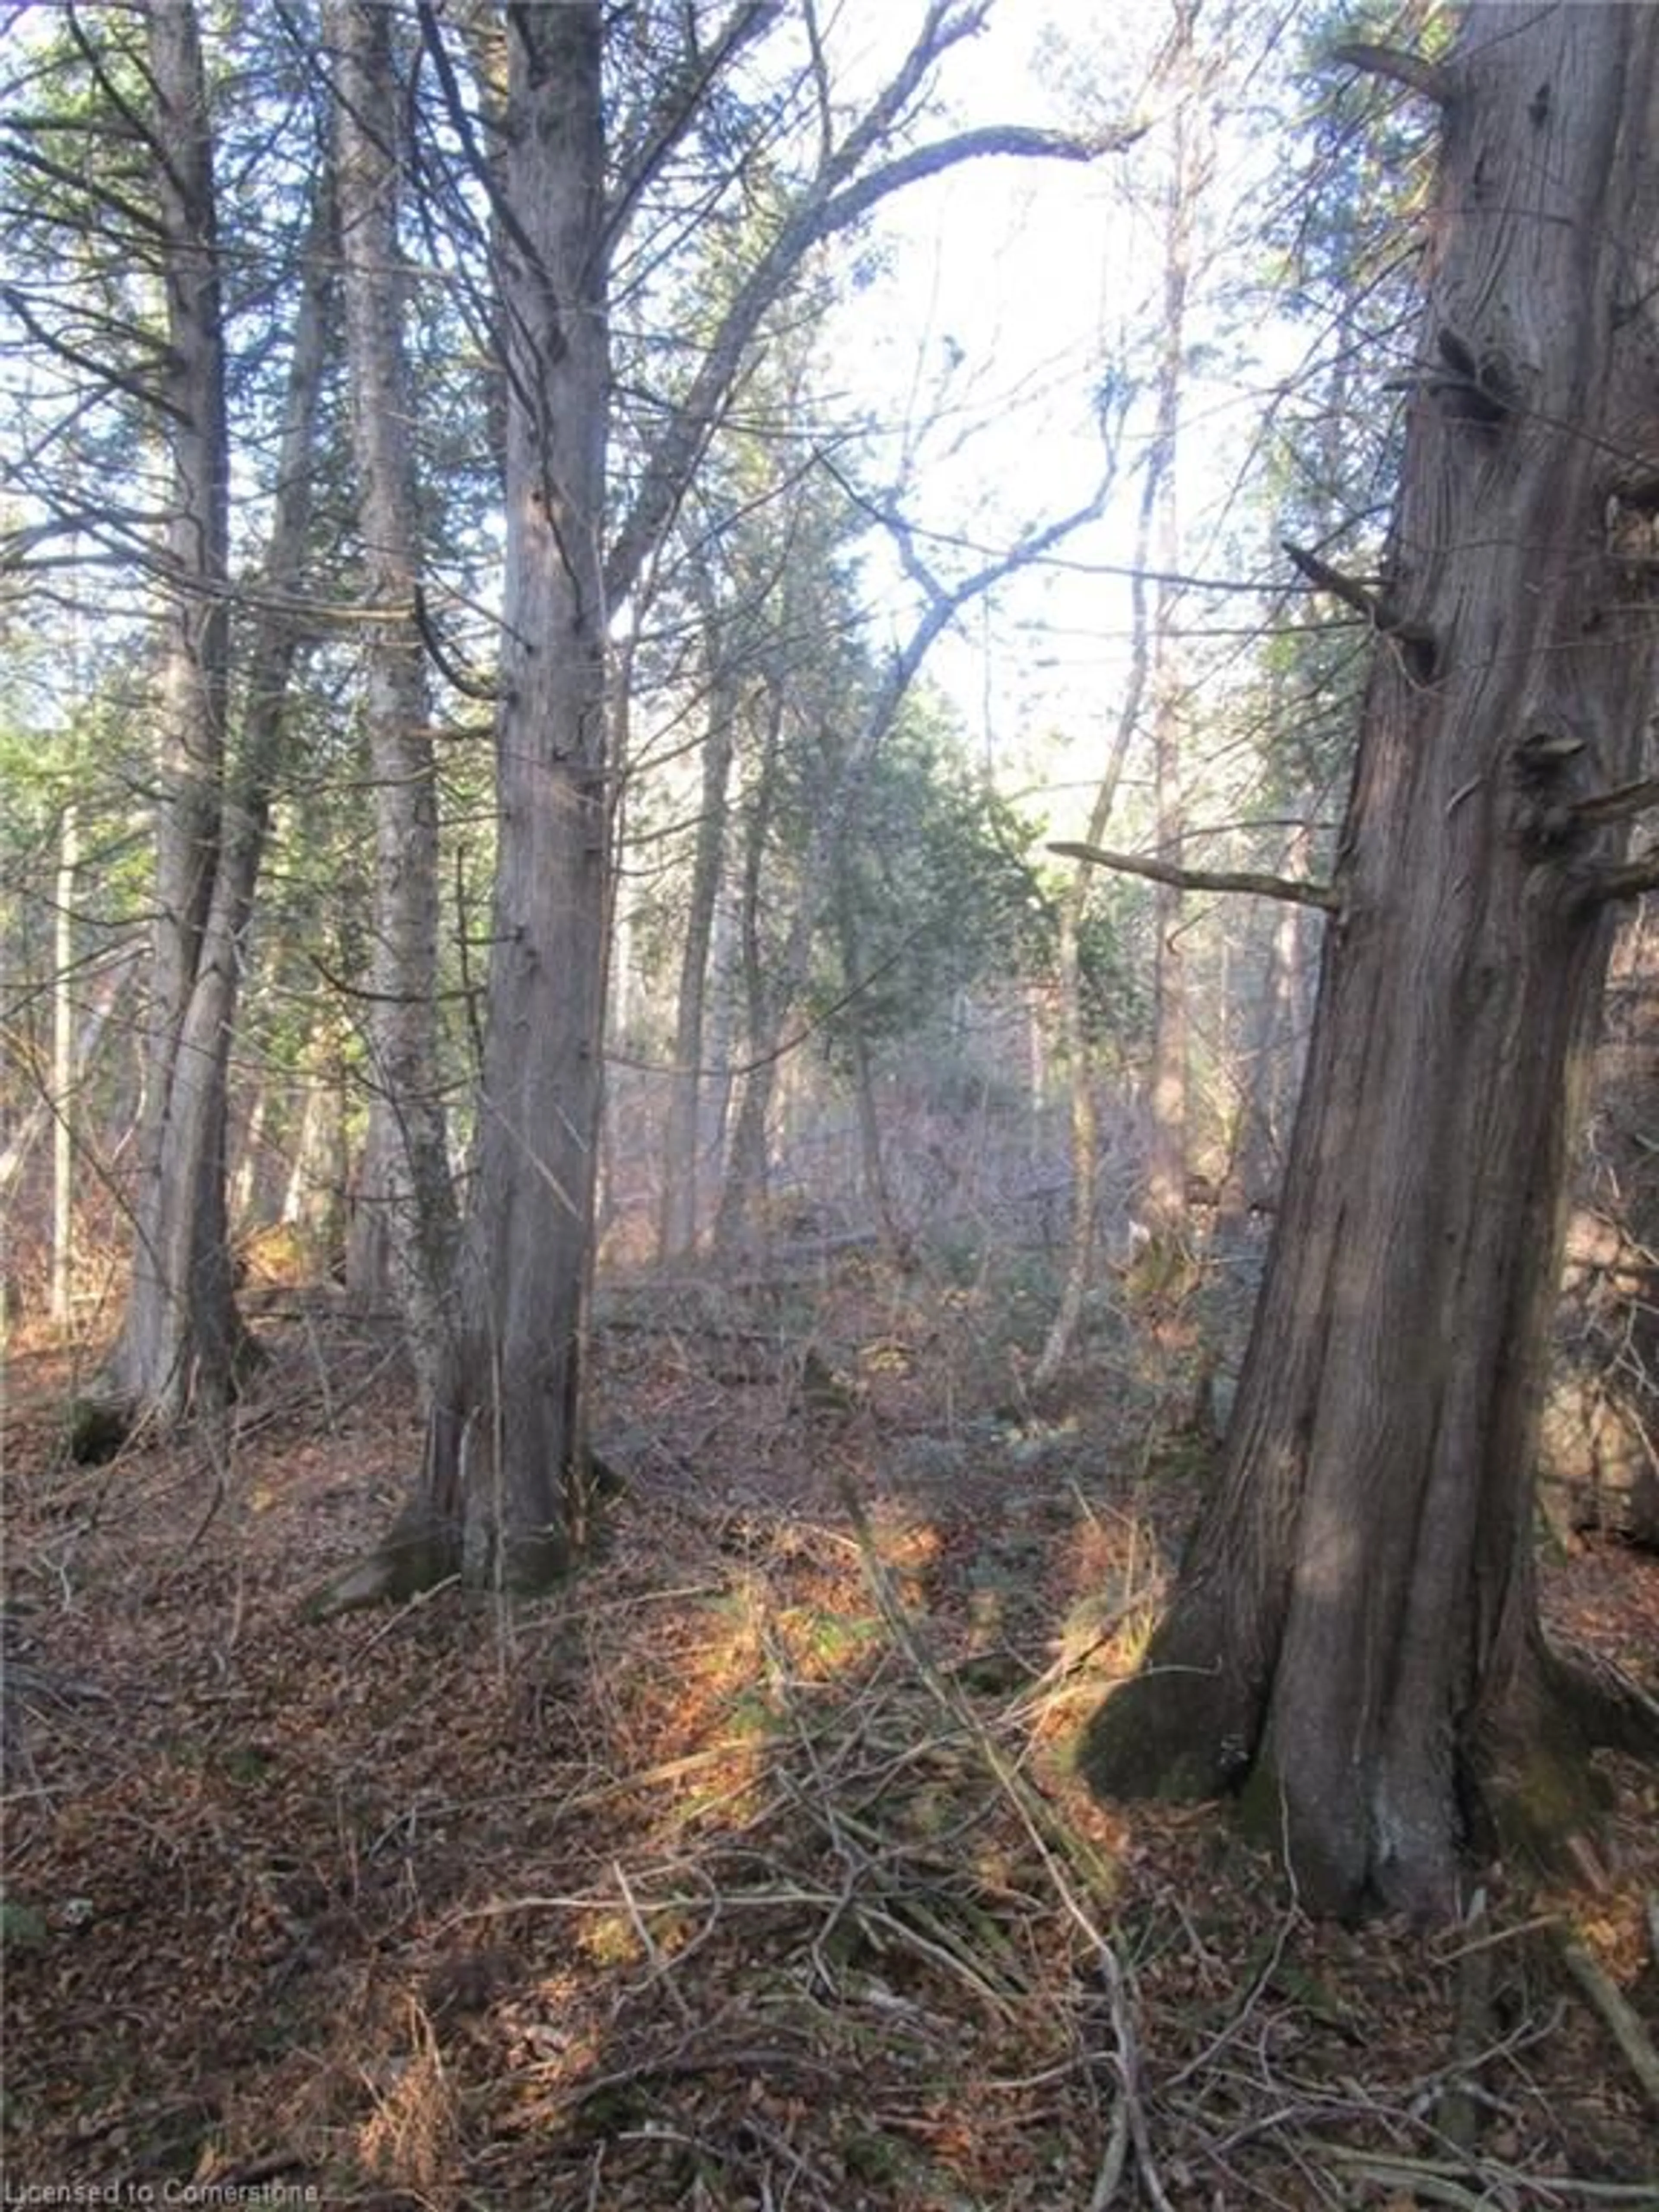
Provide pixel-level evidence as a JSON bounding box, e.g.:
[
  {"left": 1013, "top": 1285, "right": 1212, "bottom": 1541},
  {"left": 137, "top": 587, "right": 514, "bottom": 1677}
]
[
  {"left": 1242, "top": 0, "right": 1448, "bottom": 823},
  {"left": 814, "top": 696, "right": 1055, "bottom": 1068}
]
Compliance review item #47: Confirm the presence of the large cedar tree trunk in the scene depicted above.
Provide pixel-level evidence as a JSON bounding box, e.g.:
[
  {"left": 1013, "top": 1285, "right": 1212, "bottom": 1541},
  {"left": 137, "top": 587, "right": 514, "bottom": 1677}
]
[{"left": 1082, "top": 2, "right": 1659, "bottom": 1918}]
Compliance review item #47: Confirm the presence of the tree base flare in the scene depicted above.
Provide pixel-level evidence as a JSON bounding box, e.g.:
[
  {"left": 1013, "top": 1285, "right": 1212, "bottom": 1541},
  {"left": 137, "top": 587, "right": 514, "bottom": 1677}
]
[
  {"left": 298, "top": 1525, "right": 461, "bottom": 1621},
  {"left": 299, "top": 1466, "right": 630, "bottom": 1621},
  {"left": 1075, "top": 1650, "right": 1255, "bottom": 1805},
  {"left": 1077, "top": 1634, "right": 1658, "bottom": 1921},
  {"left": 1475, "top": 1642, "right": 1659, "bottom": 1882}
]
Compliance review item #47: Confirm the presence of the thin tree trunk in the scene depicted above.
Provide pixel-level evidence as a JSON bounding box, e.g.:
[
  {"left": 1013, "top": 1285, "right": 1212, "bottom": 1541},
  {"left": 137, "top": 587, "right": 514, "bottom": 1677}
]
[
  {"left": 713, "top": 679, "right": 787, "bottom": 1256},
  {"left": 834, "top": 864, "right": 909, "bottom": 1262},
  {"left": 92, "top": 14, "right": 333, "bottom": 1441},
  {"left": 1083, "top": 0, "right": 1659, "bottom": 1918},
  {"left": 1234, "top": 818, "right": 1314, "bottom": 1207},
  {"left": 1032, "top": 470, "right": 1159, "bottom": 1388},
  {"left": 1036, "top": 13, "right": 1198, "bottom": 1386},
  {"left": 658, "top": 620, "right": 737, "bottom": 1262},
  {"left": 713, "top": 501, "right": 1105, "bottom": 1254},
  {"left": 0, "top": 950, "right": 142, "bottom": 1201},
  {"left": 283, "top": 1020, "right": 350, "bottom": 1263},
  {"left": 51, "top": 804, "right": 77, "bottom": 1327},
  {"left": 1142, "top": 14, "right": 1200, "bottom": 1234},
  {"left": 332, "top": 0, "right": 458, "bottom": 1391},
  {"left": 1144, "top": 647, "right": 1188, "bottom": 1229}
]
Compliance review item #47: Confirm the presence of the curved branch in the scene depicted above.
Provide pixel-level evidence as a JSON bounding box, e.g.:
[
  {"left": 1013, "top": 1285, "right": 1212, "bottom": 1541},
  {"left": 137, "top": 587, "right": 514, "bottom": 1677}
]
[
  {"left": 605, "top": 118, "right": 1135, "bottom": 606},
  {"left": 1572, "top": 775, "right": 1659, "bottom": 827},
  {"left": 1330, "top": 40, "right": 1455, "bottom": 108},
  {"left": 1049, "top": 840, "right": 1341, "bottom": 914},
  {"left": 414, "top": 586, "right": 501, "bottom": 701}
]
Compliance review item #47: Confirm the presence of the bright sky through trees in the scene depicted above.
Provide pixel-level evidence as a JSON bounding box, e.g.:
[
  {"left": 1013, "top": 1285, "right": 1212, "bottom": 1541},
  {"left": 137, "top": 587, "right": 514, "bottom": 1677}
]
[{"left": 814, "top": 0, "right": 1321, "bottom": 828}]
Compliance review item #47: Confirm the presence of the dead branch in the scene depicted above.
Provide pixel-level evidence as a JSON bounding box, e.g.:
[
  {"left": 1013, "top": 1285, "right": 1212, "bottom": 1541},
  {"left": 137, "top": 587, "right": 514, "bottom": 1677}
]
[
  {"left": 1329, "top": 40, "right": 1455, "bottom": 107},
  {"left": 1572, "top": 775, "right": 1659, "bottom": 827},
  {"left": 1580, "top": 852, "right": 1659, "bottom": 907},
  {"left": 1438, "top": 1887, "right": 1492, "bottom": 2153},
  {"left": 1049, "top": 841, "right": 1340, "bottom": 914},
  {"left": 414, "top": 586, "right": 500, "bottom": 702},
  {"left": 1095, "top": 1942, "right": 1176, "bottom": 2212},
  {"left": 1283, "top": 538, "right": 1385, "bottom": 623},
  {"left": 1557, "top": 1937, "right": 1659, "bottom": 2113},
  {"left": 1282, "top": 540, "right": 1439, "bottom": 676}
]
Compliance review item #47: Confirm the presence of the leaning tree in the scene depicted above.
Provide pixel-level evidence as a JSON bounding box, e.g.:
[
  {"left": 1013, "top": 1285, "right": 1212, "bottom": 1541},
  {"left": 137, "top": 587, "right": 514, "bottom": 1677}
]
[{"left": 1079, "top": 0, "right": 1659, "bottom": 1918}]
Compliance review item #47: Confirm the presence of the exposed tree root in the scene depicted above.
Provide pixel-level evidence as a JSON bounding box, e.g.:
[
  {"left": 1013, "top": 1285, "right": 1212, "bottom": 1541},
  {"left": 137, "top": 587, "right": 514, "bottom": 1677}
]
[
  {"left": 298, "top": 1522, "right": 461, "bottom": 1620},
  {"left": 300, "top": 1466, "right": 629, "bottom": 1620},
  {"left": 1079, "top": 1624, "right": 1659, "bottom": 1922}
]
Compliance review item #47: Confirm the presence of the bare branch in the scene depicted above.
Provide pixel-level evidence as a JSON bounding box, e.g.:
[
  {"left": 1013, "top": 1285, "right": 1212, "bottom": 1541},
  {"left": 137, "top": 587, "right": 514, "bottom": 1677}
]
[
  {"left": 415, "top": 585, "right": 501, "bottom": 702},
  {"left": 1283, "top": 539, "right": 1437, "bottom": 677},
  {"left": 1330, "top": 40, "right": 1455, "bottom": 108},
  {"left": 1, "top": 133, "right": 170, "bottom": 241},
  {"left": 1571, "top": 775, "right": 1659, "bottom": 827},
  {"left": 1581, "top": 852, "right": 1659, "bottom": 906},
  {"left": 810, "top": 121, "right": 1137, "bottom": 240},
  {"left": 0, "top": 283, "right": 179, "bottom": 421},
  {"left": 1049, "top": 841, "right": 1341, "bottom": 914},
  {"left": 1282, "top": 538, "right": 1383, "bottom": 623},
  {"left": 604, "top": 1, "right": 779, "bottom": 250},
  {"left": 1557, "top": 1937, "right": 1659, "bottom": 2114},
  {"left": 606, "top": 114, "right": 1137, "bottom": 605}
]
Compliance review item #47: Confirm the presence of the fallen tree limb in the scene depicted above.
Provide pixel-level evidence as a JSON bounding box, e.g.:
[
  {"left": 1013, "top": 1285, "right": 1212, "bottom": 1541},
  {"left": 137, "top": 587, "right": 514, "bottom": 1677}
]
[{"left": 1557, "top": 1935, "right": 1659, "bottom": 2113}]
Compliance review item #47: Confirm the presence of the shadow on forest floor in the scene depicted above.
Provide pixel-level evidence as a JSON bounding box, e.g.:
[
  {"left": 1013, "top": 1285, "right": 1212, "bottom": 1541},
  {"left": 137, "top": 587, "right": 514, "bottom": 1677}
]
[{"left": 3, "top": 1252, "right": 1658, "bottom": 2209}]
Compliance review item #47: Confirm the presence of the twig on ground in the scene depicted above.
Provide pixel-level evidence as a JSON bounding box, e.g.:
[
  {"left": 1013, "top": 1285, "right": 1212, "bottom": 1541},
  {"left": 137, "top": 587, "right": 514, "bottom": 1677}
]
[
  {"left": 1096, "top": 1940, "right": 1177, "bottom": 2212},
  {"left": 1557, "top": 1935, "right": 1659, "bottom": 2113}
]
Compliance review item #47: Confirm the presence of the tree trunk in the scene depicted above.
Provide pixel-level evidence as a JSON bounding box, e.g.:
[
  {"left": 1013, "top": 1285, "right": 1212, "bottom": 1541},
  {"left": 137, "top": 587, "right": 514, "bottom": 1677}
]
[
  {"left": 99, "top": 0, "right": 239, "bottom": 1431},
  {"left": 1082, "top": 0, "right": 1659, "bottom": 1920},
  {"left": 51, "top": 804, "right": 77, "bottom": 1327},
  {"left": 834, "top": 864, "right": 909, "bottom": 1263},
  {"left": 99, "top": 140, "right": 334, "bottom": 1452},
  {"left": 657, "top": 616, "right": 737, "bottom": 1262},
  {"left": 91, "top": 12, "right": 333, "bottom": 1443},
  {"left": 1142, "top": 28, "right": 1198, "bottom": 1236},
  {"left": 712, "top": 679, "right": 787, "bottom": 1257},
  {"left": 378, "top": 3, "right": 611, "bottom": 1594},
  {"left": 332, "top": 0, "right": 458, "bottom": 1390},
  {"left": 302, "top": 0, "right": 1140, "bottom": 1608},
  {"left": 1144, "top": 655, "right": 1188, "bottom": 1230},
  {"left": 1032, "top": 429, "right": 1160, "bottom": 1390}
]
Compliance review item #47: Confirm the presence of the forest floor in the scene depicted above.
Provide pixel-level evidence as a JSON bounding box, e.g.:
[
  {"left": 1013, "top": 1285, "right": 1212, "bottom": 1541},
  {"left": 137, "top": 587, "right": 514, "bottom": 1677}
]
[{"left": 3, "top": 1249, "right": 1658, "bottom": 2211}]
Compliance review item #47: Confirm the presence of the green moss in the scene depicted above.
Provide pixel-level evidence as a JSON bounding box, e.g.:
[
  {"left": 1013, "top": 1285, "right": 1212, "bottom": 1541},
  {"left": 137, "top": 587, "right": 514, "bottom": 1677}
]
[
  {"left": 1077, "top": 1665, "right": 1249, "bottom": 1803},
  {"left": 1479, "top": 1723, "right": 1614, "bottom": 1878}
]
